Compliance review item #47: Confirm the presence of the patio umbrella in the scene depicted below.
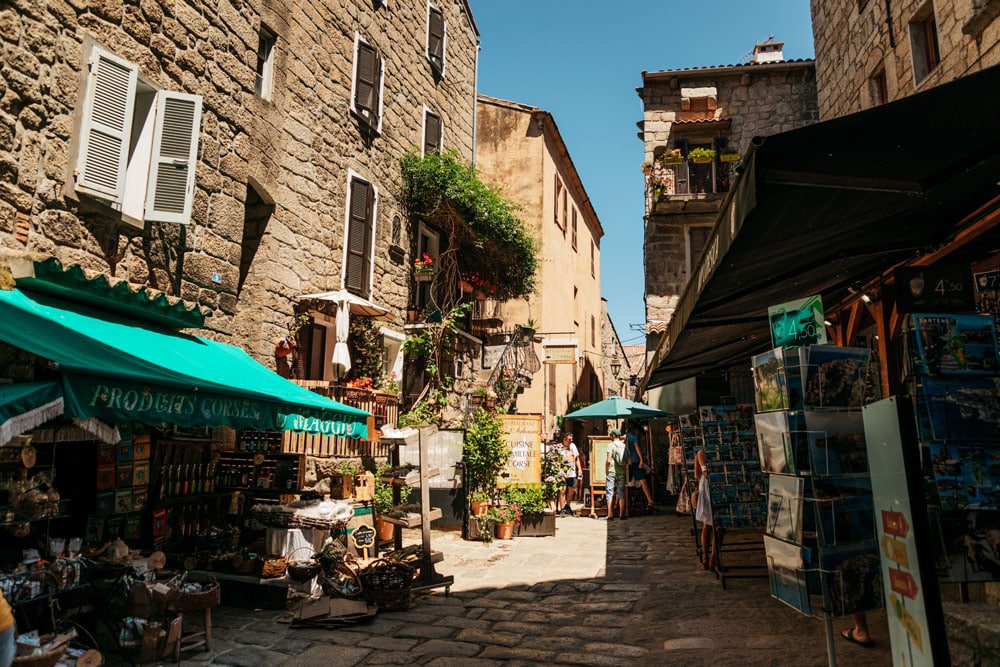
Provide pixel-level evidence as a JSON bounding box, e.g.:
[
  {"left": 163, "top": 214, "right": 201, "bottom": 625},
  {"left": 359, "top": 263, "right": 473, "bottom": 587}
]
[
  {"left": 299, "top": 289, "right": 393, "bottom": 379},
  {"left": 563, "top": 396, "right": 669, "bottom": 420}
]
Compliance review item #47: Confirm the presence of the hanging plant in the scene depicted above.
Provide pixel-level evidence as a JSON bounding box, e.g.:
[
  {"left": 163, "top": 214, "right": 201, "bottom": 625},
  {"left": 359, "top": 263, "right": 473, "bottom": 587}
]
[{"left": 400, "top": 150, "right": 538, "bottom": 304}]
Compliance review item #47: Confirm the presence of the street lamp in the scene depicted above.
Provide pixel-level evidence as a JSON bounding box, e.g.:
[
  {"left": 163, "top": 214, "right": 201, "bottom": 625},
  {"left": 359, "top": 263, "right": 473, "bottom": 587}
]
[{"left": 610, "top": 357, "right": 621, "bottom": 376}]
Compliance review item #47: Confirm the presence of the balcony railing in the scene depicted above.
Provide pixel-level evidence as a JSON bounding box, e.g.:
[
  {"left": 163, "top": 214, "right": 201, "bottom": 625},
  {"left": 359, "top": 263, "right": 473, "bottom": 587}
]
[
  {"left": 282, "top": 380, "right": 399, "bottom": 457},
  {"left": 650, "top": 160, "right": 732, "bottom": 198}
]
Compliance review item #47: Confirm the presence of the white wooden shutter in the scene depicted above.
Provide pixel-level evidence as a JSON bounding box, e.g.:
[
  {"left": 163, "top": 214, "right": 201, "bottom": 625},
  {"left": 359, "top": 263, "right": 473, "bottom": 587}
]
[
  {"left": 76, "top": 47, "right": 137, "bottom": 203},
  {"left": 145, "top": 91, "right": 202, "bottom": 224}
]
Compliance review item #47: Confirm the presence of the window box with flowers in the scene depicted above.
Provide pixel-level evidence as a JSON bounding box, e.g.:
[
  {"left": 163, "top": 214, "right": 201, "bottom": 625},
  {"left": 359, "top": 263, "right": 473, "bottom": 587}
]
[
  {"left": 659, "top": 148, "right": 684, "bottom": 165},
  {"left": 414, "top": 252, "right": 435, "bottom": 281},
  {"left": 719, "top": 151, "right": 740, "bottom": 163},
  {"left": 688, "top": 147, "right": 716, "bottom": 164}
]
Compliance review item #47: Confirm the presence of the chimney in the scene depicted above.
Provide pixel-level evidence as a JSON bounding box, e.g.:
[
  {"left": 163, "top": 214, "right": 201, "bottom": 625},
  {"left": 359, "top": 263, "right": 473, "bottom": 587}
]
[{"left": 751, "top": 37, "right": 784, "bottom": 63}]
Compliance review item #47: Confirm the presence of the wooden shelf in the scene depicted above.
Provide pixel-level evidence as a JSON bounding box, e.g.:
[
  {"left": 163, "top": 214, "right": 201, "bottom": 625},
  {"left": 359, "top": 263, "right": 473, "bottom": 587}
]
[{"left": 379, "top": 507, "right": 442, "bottom": 528}]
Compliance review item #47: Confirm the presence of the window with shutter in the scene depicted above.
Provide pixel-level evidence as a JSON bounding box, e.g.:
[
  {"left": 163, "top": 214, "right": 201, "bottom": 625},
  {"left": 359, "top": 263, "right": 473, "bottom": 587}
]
[
  {"left": 423, "top": 108, "right": 442, "bottom": 155},
  {"left": 553, "top": 176, "right": 561, "bottom": 228},
  {"left": 352, "top": 34, "right": 383, "bottom": 133},
  {"left": 145, "top": 92, "right": 202, "bottom": 224},
  {"left": 74, "top": 43, "right": 203, "bottom": 228},
  {"left": 427, "top": 4, "right": 445, "bottom": 74},
  {"left": 571, "top": 208, "right": 577, "bottom": 251},
  {"left": 76, "top": 47, "right": 138, "bottom": 203},
  {"left": 345, "top": 175, "right": 376, "bottom": 298}
]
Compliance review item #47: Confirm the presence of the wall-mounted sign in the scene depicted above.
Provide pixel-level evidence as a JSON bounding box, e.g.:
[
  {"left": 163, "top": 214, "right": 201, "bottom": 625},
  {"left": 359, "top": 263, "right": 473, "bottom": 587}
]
[
  {"left": 768, "top": 295, "right": 827, "bottom": 348},
  {"left": 895, "top": 265, "right": 974, "bottom": 313},
  {"left": 542, "top": 338, "right": 579, "bottom": 364},
  {"left": 498, "top": 414, "right": 542, "bottom": 487}
]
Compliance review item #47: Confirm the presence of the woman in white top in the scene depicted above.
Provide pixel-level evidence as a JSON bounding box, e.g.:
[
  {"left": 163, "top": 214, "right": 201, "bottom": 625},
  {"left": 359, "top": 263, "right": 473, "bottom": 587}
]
[
  {"left": 694, "top": 448, "right": 717, "bottom": 570},
  {"left": 559, "top": 434, "right": 580, "bottom": 515}
]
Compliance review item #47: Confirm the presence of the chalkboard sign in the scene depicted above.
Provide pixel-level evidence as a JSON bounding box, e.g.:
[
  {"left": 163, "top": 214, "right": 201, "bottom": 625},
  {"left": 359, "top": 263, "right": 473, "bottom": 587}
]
[{"left": 352, "top": 524, "right": 375, "bottom": 549}]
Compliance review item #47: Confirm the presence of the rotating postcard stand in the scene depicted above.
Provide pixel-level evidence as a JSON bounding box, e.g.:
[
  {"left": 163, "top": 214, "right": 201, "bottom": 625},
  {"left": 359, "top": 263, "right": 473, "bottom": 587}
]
[{"left": 755, "top": 343, "right": 880, "bottom": 667}]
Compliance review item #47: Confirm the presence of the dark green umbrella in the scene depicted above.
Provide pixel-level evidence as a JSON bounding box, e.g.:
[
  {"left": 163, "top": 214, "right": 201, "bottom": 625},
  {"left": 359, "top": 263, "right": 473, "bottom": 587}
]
[{"left": 563, "top": 396, "right": 669, "bottom": 420}]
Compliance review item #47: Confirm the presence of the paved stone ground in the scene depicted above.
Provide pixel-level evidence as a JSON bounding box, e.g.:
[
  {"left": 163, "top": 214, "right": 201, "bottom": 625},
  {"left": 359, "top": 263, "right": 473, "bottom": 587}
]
[{"left": 122, "top": 511, "right": 894, "bottom": 666}]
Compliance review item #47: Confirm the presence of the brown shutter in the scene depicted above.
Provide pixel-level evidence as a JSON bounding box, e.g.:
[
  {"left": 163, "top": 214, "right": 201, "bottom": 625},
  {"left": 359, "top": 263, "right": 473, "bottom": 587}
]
[
  {"left": 346, "top": 177, "right": 374, "bottom": 296},
  {"left": 424, "top": 111, "right": 441, "bottom": 154},
  {"left": 428, "top": 6, "right": 444, "bottom": 71},
  {"left": 355, "top": 42, "right": 379, "bottom": 124}
]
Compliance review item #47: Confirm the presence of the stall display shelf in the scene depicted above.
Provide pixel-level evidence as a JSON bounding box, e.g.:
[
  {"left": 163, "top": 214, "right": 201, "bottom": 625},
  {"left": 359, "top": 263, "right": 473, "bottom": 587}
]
[
  {"left": 379, "top": 507, "right": 443, "bottom": 528},
  {"left": 0, "top": 499, "right": 71, "bottom": 526}
]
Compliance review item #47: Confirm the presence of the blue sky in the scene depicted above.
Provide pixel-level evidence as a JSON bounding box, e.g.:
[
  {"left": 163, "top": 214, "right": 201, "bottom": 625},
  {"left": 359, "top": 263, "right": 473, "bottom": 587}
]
[{"left": 467, "top": 1, "right": 815, "bottom": 347}]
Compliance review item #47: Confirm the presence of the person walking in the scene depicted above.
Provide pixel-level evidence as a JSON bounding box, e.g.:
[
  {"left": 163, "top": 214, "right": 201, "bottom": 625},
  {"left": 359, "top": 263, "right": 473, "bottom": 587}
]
[
  {"left": 559, "top": 434, "right": 581, "bottom": 515},
  {"left": 694, "top": 447, "right": 717, "bottom": 569},
  {"left": 604, "top": 429, "right": 628, "bottom": 520},
  {"left": 625, "top": 427, "right": 656, "bottom": 513}
]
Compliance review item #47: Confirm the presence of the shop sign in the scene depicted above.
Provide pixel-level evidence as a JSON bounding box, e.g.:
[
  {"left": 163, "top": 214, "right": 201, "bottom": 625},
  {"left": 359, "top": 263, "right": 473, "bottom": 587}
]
[
  {"left": 498, "top": 414, "right": 542, "bottom": 487},
  {"left": 62, "top": 374, "right": 367, "bottom": 439},
  {"left": 768, "top": 295, "right": 827, "bottom": 348},
  {"left": 543, "top": 345, "right": 577, "bottom": 364}
]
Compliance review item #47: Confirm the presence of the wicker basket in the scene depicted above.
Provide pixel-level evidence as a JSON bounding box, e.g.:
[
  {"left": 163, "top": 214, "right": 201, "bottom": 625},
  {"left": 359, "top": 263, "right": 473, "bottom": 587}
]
[
  {"left": 13, "top": 639, "right": 69, "bottom": 667},
  {"left": 314, "top": 538, "right": 347, "bottom": 574},
  {"left": 285, "top": 547, "right": 321, "bottom": 582},
  {"left": 260, "top": 555, "right": 287, "bottom": 579},
  {"left": 358, "top": 558, "right": 414, "bottom": 611},
  {"left": 176, "top": 577, "right": 221, "bottom": 612},
  {"left": 321, "top": 558, "right": 362, "bottom": 598}
]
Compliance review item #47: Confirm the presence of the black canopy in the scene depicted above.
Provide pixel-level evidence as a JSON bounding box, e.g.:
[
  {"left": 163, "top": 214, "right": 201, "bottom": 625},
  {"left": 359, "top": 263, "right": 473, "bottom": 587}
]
[{"left": 646, "top": 63, "right": 1000, "bottom": 388}]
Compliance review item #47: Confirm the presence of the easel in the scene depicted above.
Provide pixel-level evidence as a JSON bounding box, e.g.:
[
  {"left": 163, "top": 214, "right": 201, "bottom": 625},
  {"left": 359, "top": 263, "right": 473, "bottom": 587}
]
[{"left": 586, "top": 436, "right": 611, "bottom": 517}]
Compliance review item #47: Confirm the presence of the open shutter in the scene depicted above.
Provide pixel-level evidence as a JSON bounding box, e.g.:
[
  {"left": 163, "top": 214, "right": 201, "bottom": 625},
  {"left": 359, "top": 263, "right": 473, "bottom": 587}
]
[
  {"left": 145, "top": 91, "right": 202, "bottom": 224},
  {"left": 345, "top": 178, "right": 374, "bottom": 297},
  {"left": 428, "top": 6, "right": 445, "bottom": 72},
  {"left": 354, "top": 41, "right": 379, "bottom": 129},
  {"left": 423, "top": 110, "right": 441, "bottom": 155},
  {"left": 76, "top": 47, "right": 137, "bottom": 203}
]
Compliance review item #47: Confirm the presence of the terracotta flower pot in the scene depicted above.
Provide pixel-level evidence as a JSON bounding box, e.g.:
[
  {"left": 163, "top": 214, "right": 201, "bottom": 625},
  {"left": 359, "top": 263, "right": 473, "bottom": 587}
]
[
  {"left": 376, "top": 516, "right": 395, "bottom": 542},
  {"left": 470, "top": 500, "right": 489, "bottom": 516},
  {"left": 494, "top": 521, "right": 515, "bottom": 540}
]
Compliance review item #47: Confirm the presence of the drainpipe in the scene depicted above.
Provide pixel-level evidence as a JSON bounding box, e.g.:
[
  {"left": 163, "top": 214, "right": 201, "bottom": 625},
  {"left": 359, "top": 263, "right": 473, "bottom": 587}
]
[
  {"left": 885, "top": 0, "right": 895, "bottom": 48},
  {"left": 472, "top": 40, "right": 480, "bottom": 168}
]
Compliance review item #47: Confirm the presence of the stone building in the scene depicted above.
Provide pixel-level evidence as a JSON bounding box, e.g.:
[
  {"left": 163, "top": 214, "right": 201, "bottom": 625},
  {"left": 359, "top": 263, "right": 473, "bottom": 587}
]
[
  {"left": 474, "top": 95, "right": 604, "bottom": 439},
  {"left": 1, "top": 0, "right": 479, "bottom": 378},
  {"left": 637, "top": 41, "right": 817, "bottom": 410},
  {"left": 811, "top": 0, "right": 1000, "bottom": 120}
]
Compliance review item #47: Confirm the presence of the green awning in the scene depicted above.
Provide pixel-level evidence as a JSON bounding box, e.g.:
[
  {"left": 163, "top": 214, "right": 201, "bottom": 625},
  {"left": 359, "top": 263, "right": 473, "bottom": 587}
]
[
  {"left": 0, "top": 381, "right": 64, "bottom": 446},
  {"left": 0, "top": 289, "right": 370, "bottom": 438}
]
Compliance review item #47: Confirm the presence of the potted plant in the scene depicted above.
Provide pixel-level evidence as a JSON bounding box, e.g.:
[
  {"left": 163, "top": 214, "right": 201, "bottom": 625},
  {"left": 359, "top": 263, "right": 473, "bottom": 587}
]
[
  {"left": 372, "top": 463, "right": 411, "bottom": 542},
  {"left": 518, "top": 319, "right": 536, "bottom": 344},
  {"left": 719, "top": 151, "right": 740, "bottom": 163},
  {"left": 688, "top": 147, "right": 716, "bottom": 163},
  {"left": 469, "top": 385, "right": 489, "bottom": 407},
  {"left": 503, "top": 485, "right": 554, "bottom": 537},
  {"left": 469, "top": 488, "right": 491, "bottom": 517},
  {"left": 463, "top": 408, "right": 511, "bottom": 541},
  {"left": 659, "top": 148, "right": 683, "bottom": 165},
  {"left": 414, "top": 252, "right": 435, "bottom": 281},
  {"left": 488, "top": 503, "right": 521, "bottom": 540}
]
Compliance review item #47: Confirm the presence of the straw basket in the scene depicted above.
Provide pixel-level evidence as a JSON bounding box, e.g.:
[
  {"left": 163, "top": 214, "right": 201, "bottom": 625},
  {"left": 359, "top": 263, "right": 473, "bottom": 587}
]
[
  {"left": 285, "top": 547, "right": 321, "bottom": 582},
  {"left": 176, "top": 577, "right": 221, "bottom": 612},
  {"left": 259, "top": 554, "right": 288, "bottom": 579},
  {"left": 358, "top": 558, "right": 415, "bottom": 611}
]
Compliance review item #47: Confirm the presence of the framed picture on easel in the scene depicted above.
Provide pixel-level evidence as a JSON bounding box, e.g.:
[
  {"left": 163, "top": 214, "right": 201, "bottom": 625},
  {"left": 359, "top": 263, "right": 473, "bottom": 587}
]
[{"left": 587, "top": 436, "right": 611, "bottom": 517}]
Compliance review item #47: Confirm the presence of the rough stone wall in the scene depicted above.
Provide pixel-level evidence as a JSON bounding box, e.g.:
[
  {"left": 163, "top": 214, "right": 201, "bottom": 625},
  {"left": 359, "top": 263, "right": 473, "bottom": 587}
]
[
  {"left": 0, "top": 0, "right": 477, "bottom": 364},
  {"left": 811, "top": 0, "right": 1000, "bottom": 120},
  {"left": 640, "top": 63, "right": 817, "bottom": 329}
]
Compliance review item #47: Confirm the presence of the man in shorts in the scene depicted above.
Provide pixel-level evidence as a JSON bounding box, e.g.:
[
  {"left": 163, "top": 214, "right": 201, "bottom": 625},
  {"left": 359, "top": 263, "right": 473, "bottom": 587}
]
[
  {"left": 559, "top": 433, "right": 581, "bottom": 515},
  {"left": 604, "top": 429, "right": 628, "bottom": 520}
]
